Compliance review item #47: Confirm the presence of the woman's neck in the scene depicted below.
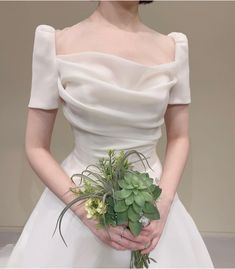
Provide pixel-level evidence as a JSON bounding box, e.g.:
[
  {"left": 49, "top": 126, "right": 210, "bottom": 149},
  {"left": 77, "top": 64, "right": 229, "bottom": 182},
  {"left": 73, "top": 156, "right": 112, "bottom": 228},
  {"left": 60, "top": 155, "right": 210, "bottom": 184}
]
[{"left": 87, "top": 1, "right": 143, "bottom": 32}]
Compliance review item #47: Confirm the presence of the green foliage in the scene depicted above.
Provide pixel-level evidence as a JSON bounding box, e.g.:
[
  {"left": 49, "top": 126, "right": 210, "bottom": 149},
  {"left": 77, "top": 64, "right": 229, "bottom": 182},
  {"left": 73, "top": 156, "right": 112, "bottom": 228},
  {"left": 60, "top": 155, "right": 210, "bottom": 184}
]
[
  {"left": 151, "top": 184, "right": 162, "bottom": 200},
  {"left": 143, "top": 202, "right": 156, "bottom": 214},
  {"left": 128, "top": 206, "right": 140, "bottom": 222},
  {"left": 125, "top": 193, "right": 134, "bottom": 205},
  {"left": 116, "top": 210, "right": 128, "bottom": 225},
  {"left": 54, "top": 148, "right": 162, "bottom": 269},
  {"left": 128, "top": 220, "right": 142, "bottom": 236},
  {"left": 114, "top": 199, "right": 128, "bottom": 212},
  {"left": 114, "top": 189, "right": 132, "bottom": 199},
  {"left": 133, "top": 202, "right": 142, "bottom": 214},
  {"left": 112, "top": 169, "right": 162, "bottom": 238}
]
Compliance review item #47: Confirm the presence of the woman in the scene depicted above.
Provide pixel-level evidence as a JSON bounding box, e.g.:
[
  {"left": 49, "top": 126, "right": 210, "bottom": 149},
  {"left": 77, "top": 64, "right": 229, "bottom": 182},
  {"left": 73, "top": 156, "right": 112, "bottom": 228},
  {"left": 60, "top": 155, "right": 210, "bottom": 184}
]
[{"left": 3, "top": 0, "right": 214, "bottom": 267}]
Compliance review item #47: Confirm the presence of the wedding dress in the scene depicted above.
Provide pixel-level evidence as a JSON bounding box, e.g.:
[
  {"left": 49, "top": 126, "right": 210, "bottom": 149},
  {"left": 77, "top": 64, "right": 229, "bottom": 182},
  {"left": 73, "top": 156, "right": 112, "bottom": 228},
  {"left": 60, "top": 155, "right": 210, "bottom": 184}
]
[{"left": 1, "top": 24, "right": 214, "bottom": 268}]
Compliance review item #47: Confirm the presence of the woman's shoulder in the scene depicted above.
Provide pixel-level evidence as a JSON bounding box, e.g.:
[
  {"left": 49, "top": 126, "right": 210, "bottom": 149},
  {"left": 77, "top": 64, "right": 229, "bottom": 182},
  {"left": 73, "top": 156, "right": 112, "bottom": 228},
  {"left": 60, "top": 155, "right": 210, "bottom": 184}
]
[
  {"left": 146, "top": 25, "right": 188, "bottom": 43},
  {"left": 33, "top": 23, "right": 74, "bottom": 55},
  {"left": 140, "top": 26, "right": 181, "bottom": 62},
  {"left": 33, "top": 23, "right": 72, "bottom": 39},
  {"left": 53, "top": 21, "right": 90, "bottom": 55}
]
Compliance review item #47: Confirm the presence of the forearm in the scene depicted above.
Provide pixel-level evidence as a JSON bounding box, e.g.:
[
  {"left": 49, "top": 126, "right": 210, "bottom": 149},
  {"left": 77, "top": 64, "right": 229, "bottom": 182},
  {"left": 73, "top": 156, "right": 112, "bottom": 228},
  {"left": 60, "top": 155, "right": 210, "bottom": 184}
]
[
  {"left": 25, "top": 147, "right": 87, "bottom": 220},
  {"left": 158, "top": 136, "right": 190, "bottom": 203}
]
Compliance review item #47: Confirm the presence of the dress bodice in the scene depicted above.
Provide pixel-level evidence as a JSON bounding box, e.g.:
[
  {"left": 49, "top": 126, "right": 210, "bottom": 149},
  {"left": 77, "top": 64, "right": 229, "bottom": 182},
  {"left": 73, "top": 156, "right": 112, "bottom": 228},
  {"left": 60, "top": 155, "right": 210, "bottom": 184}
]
[{"left": 27, "top": 24, "right": 191, "bottom": 177}]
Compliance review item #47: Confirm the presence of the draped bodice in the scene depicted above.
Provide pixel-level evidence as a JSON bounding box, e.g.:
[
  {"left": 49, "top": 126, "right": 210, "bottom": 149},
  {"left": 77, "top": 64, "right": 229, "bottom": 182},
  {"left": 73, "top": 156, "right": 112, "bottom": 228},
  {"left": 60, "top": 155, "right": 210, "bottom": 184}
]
[
  {"left": 28, "top": 24, "right": 191, "bottom": 179},
  {"left": 56, "top": 52, "right": 177, "bottom": 168}
]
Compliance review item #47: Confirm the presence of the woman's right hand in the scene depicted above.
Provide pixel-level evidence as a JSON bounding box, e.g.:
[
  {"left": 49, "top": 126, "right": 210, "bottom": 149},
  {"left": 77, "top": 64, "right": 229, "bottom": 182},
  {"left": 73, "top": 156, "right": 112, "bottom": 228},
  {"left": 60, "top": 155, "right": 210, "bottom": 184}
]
[{"left": 75, "top": 202, "right": 150, "bottom": 251}]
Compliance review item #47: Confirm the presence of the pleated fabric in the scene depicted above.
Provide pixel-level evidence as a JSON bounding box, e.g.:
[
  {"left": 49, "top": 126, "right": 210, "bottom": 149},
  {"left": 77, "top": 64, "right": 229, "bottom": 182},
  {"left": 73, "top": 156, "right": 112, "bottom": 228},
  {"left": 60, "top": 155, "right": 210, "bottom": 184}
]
[{"left": 3, "top": 24, "right": 214, "bottom": 268}]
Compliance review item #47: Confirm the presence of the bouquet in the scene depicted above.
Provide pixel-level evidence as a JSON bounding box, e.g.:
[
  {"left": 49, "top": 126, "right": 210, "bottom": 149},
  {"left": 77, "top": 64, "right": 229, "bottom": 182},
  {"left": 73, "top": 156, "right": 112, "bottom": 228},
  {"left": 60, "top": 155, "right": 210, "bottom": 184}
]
[{"left": 52, "top": 149, "right": 162, "bottom": 268}]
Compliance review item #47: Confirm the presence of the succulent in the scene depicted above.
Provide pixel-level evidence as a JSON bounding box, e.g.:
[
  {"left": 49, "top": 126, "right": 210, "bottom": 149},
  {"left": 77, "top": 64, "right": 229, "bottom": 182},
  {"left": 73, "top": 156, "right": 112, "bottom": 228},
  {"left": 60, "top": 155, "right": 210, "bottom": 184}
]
[
  {"left": 52, "top": 148, "right": 162, "bottom": 268},
  {"left": 113, "top": 171, "right": 162, "bottom": 236}
]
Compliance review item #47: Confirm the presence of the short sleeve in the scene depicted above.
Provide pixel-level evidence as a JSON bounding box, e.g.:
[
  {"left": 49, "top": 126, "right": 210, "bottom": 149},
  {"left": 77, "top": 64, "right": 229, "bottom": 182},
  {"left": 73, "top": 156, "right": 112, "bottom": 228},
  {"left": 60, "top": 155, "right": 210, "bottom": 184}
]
[
  {"left": 28, "top": 24, "right": 60, "bottom": 109},
  {"left": 168, "top": 32, "right": 191, "bottom": 105}
]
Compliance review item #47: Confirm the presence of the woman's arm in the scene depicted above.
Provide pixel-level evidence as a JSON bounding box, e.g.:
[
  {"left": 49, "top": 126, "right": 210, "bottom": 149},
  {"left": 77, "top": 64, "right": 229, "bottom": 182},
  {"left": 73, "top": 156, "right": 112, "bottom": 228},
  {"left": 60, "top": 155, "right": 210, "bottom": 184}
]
[
  {"left": 25, "top": 108, "right": 87, "bottom": 220},
  {"left": 25, "top": 108, "right": 150, "bottom": 250},
  {"left": 158, "top": 103, "right": 190, "bottom": 204},
  {"left": 140, "top": 103, "right": 190, "bottom": 254}
]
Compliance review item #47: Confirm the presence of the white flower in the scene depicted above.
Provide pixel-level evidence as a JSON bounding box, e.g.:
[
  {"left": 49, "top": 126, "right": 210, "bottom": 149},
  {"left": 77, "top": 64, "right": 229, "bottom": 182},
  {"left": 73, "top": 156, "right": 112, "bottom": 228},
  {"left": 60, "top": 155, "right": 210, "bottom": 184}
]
[{"left": 139, "top": 215, "right": 150, "bottom": 227}]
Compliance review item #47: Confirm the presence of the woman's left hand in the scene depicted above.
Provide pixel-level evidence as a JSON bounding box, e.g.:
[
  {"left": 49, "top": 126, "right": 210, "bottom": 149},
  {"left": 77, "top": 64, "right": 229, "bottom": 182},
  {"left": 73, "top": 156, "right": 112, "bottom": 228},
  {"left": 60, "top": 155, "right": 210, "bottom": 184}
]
[{"left": 139, "top": 196, "right": 173, "bottom": 254}]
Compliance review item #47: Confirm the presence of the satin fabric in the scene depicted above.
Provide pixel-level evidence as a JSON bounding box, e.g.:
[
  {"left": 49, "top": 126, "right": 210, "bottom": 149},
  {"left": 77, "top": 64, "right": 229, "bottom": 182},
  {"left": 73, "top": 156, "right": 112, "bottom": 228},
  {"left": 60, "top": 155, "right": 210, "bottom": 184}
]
[{"left": 2, "top": 24, "right": 214, "bottom": 268}]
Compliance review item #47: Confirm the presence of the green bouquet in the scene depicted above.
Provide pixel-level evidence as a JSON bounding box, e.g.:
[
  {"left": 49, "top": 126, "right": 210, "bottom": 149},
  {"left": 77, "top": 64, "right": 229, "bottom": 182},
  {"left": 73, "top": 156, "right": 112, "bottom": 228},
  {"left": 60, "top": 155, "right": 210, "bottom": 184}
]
[{"left": 52, "top": 149, "right": 162, "bottom": 268}]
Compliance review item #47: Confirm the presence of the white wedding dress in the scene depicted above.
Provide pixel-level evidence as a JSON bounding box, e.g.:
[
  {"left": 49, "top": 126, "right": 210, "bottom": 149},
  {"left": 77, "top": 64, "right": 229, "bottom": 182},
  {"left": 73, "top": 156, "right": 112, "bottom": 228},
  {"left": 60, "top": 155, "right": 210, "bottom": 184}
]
[{"left": 1, "top": 24, "right": 214, "bottom": 268}]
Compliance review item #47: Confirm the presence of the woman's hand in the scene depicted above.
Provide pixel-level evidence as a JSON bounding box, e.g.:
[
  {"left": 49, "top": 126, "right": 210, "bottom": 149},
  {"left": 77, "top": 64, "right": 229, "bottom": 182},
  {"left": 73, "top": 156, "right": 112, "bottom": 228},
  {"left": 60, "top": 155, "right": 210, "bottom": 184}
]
[
  {"left": 75, "top": 202, "right": 150, "bottom": 251},
  {"left": 138, "top": 196, "right": 173, "bottom": 254}
]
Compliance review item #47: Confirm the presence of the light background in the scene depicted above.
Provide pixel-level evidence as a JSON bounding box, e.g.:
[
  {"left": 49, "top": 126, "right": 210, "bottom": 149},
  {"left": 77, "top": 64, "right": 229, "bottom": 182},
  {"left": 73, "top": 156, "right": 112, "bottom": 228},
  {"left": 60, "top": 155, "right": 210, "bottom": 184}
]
[{"left": 0, "top": 1, "right": 234, "bottom": 237}]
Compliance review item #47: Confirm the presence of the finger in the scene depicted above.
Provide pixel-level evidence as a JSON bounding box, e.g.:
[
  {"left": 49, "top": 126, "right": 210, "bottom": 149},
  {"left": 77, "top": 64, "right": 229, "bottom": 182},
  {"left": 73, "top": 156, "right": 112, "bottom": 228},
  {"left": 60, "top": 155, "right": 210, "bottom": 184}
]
[
  {"left": 141, "top": 221, "right": 155, "bottom": 231},
  {"left": 138, "top": 228, "right": 151, "bottom": 237},
  {"left": 109, "top": 240, "right": 127, "bottom": 251},
  {"left": 137, "top": 223, "right": 155, "bottom": 237},
  {"left": 112, "top": 225, "right": 149, "bottom": 244},
  {"left": 112, "top": 233, "right": 146, "bottom": 251},
  {"left": 111, "top": 225, "right": 136, "bottom": 241},
  {"left": 141, "top": 221, "right": 159, "bottom": 236},
  {"left": 140, "top": 236, "right": 159, "bottom": 254}
]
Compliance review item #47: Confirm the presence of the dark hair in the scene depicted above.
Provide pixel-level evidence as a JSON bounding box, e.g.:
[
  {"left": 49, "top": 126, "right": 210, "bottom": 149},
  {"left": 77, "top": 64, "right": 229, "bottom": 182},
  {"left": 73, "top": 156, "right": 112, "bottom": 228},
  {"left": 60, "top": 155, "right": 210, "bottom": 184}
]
[{"left": 139, "top": 0, "right": 154, "bottom": 4}]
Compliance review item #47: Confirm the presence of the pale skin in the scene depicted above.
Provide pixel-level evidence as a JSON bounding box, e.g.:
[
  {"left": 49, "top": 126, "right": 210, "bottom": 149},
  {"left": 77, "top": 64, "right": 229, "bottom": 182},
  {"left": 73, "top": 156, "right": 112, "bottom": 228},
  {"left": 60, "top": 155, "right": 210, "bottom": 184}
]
[{"left": 25, "top": 1, "right": 190, "bottom": 254}]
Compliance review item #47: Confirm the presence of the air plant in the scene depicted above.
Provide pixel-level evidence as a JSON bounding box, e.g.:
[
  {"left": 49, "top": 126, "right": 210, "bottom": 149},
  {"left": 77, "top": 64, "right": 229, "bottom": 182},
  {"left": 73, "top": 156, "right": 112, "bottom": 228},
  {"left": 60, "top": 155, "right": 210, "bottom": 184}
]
[{"left": 52, "top": 149, "right": 162, "bottom": 268}]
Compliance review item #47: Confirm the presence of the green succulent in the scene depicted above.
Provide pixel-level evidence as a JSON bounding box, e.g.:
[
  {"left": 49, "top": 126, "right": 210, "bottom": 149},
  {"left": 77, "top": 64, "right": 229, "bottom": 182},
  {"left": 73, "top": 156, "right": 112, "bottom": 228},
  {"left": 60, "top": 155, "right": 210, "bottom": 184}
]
[
  {"left": 113, "top": 170, "right": 162, "bottom": 236},
  {"left": 53, "top": 148, "right": 162, "bottom": 268}
]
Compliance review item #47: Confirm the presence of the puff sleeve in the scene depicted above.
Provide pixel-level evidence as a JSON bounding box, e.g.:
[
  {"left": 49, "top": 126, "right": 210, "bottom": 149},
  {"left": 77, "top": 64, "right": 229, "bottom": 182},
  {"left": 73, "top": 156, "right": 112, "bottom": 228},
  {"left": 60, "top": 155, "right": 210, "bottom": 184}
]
[
  {"left": 28, "top": 24, "right": 60, "bottom": 109},
  {"left": 168, "top": 32, "right": 191, "bottom": 104}
]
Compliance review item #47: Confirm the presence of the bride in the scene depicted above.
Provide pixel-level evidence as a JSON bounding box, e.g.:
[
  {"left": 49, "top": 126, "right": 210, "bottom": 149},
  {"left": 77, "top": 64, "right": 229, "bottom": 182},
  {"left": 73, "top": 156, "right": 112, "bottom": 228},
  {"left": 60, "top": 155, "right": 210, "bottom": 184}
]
[{"left": 2, "top": 0, "right": 214, "bottom": 267}]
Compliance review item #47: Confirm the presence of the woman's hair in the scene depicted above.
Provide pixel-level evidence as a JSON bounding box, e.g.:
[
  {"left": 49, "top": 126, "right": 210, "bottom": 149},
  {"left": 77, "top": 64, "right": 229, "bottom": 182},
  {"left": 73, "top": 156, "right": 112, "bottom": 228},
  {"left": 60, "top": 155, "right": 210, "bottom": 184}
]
[{"left": 139, "top": 0, "right": 154, "bottom": 4}]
